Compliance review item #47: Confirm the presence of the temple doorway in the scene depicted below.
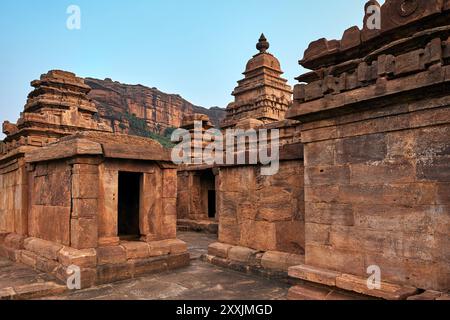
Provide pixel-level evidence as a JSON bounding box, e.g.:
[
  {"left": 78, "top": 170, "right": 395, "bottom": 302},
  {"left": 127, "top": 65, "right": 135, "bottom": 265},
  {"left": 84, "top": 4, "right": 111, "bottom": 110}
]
[
  {"left": 200, "top": 170, "right": 216, "bottom": 220},
  {"left": 118, "top": 172, "right": 142, "bottom": 240},
  {"left": 208, "top": 190, "right": 216, "bottom": 218}
]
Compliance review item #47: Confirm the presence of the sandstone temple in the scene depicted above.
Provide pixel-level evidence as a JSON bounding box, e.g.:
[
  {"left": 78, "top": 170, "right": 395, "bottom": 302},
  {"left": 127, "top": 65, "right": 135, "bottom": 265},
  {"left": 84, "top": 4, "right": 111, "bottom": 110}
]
[{"left": 0, "top": 0, "right": 449, "bottom": 300}]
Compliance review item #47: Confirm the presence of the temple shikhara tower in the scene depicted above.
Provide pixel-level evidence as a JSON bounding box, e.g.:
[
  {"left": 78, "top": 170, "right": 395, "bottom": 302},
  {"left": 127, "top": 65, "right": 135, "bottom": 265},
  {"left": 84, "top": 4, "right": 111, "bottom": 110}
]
[{"left": 221, "top": 34, "right": 293, "bottom": 129}]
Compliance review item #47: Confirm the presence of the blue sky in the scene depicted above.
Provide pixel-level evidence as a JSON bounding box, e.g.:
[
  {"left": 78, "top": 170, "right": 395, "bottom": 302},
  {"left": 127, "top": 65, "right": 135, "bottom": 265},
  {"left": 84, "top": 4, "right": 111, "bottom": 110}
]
[{"left": 0, "top": 0, "right": 378, "bottom": 138}]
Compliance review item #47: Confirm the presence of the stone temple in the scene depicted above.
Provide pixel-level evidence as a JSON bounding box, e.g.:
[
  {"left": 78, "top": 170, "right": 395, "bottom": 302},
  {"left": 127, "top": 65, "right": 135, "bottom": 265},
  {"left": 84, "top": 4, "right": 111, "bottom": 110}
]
[{"left": 1, "top": 0, "right": 449, "bottom": 300}]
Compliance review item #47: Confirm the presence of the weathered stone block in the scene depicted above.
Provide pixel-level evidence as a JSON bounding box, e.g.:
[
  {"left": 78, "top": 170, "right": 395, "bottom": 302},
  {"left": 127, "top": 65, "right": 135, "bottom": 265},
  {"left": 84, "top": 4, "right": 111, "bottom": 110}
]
[
  {"left": 274, "top": 221, "right": 305, "bottom": 254},
  {"left": 336, "top": 274, "right": 418, "bottom": 300},
  {"left": 240, "top": 220, "right": 277, "bottom": 251},
  {"left": 350, "top": 162, "right": 415, "bottom": 184},
  {"left": 29, "top": 205, "right": 71, "bottom": 246},
  {"left": 304, "top": 81, "right": 323, "bottom": 101},
  {"left": 132, "top": 256, "right": 168, "bottom": 276},
  {"left": 304, "top": 140, "right": 336, "bottom": 166},
  {"left": 162, "top": 170, "right": 177, "bottom": 198},
  {"left": 167, "top": 252, "right": 190, "bottom": 269},
  {"left": 19, "top": 250, "right": 38, "bottom": 268},
  {"left": 416, "top": 157, "right": 450, "bottom": 182},
  {"left": 218, "top": 217, "right": 240, "bottom": 246},
  {"left": 336, "top": 134, "right": 387, "bottom": 164},
  {"left": 58, "top": 247, "right": 97, "bottom": 268},
  {"left": 261, "top": 251, "right": 291, "bottom": 271},
  {"left": 305, "top": 244, "right": 364, "bottom": 276},
  {"left": 13, "top": 282, "right": 67, "bottom": 300},
  {"left": 72, "top": 164, "right": 98, "bottom": 175},
  {"left": 70, "top": 218, "right": 98, "bottom": 249},
  {"left": 305, "top": 186, "right": 339, "bottom": 203},
  {"left": 121, "top": 241, "right": 150, "bottom": 260},
  {"left": 96, "top": 262, "right": 133, "bottom": 284},
  {"left": 35, "top": 256, "right": 60, "bottom": 274},
  {"left": 305, "top": 166, "right": 350, "bottom": 186},
  {"left": 23, "top": 237, "right": 63, "bottom": 261},
  {"left": 96, "top": 246, "right": 127, "bottom": 265},
  {"left": 72, "top": 173, "right": 99, "bottom": 199},
  {"left": 4, "top": 233, "right": 25, "bottom": 250},
  {"left": 306, "top": 202, "right": 354, "bottom": 226},
  {"left": 167, "top": 239, "right": 188, "bottom": 254},
  {"left": 72, "top": 198, "right": 97, "bottom": 218},
  {"left": 208, "top": 242, "right": 233, "bottom": 259},
  {"left": 147, "top": 240, "right": 171, "bottom": 257},
  {"left": 289, "top": 264, "right": 341, "bottom": 287},
  {"left": 55, "top": 265, "right": 97, "bottom": 289},
  {"left": 394, "top": 49, "right": 425, "bottom": 76},
  {"left": 407, "top": 290, "right": 443, "bottom": 300},
  {"left": 305, "top": 222, "right": 331, "bottom": 246},
  {"left": 287, "top": 285, "right": 330, "bottom": 301},
  {"left": 228, "top": 246, "right": 258, "bottom": 263}
]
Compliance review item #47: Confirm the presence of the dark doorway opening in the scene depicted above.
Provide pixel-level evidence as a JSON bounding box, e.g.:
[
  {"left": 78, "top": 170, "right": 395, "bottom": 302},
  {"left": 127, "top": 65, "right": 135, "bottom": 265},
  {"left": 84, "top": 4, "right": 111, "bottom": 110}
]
[
  {"left": 118, "top": 172, "right": 141, "bottom": 240},
  {"left": 208, "top": 190, "right": 216, "bottom": 218}
]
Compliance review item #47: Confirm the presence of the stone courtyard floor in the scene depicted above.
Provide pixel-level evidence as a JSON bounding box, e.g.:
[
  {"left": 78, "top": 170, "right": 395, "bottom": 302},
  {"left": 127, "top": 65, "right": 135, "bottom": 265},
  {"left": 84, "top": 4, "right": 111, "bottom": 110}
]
[{"left": 0, "top": 232, "right": 290, "bottom": 300}]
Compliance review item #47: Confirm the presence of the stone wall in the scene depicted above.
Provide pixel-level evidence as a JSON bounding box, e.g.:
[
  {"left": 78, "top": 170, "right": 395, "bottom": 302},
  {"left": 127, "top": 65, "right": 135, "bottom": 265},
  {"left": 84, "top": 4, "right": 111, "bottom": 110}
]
[
  {"left": 286, "top": 0, "right": 450, "bottom": 293},
  {"left": 217, "top": 160, "right": 305, "bottom": 255},
  {"left": 299, "top": 99, "right": 450, "bottom": 291},
  {"left": 28, "top": 160, "right": 72, "bottom": 246},
  {"left": 0, "top": 156, "right": 28, "bottom": 235}
]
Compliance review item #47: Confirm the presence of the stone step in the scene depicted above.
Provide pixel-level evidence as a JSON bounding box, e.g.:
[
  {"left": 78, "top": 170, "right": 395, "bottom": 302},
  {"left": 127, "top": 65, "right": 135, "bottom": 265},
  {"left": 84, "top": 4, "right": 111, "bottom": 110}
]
[
  {"left": 289, "top": 264, "right": 340, "bottom": 287},
  {"left": 288, "top": 284, "right": 371, "bottom": 300},
  {"left": 0, "top": 281, "right": 67, "bottom": 300},
  {"left": 288, "top": 263, "right": 419, "bottom": 300},
  {"left": 407, "top": 290, "right": 445, "bottom": 300},
  {"left": 336, "top": 274, "right": 419, "bottom": 300}
]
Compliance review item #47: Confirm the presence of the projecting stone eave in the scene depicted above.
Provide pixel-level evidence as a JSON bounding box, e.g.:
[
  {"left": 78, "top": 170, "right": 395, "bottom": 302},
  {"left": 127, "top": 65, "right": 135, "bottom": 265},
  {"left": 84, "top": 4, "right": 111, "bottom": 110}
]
[
  {"left": 300, "top": 0, "right": 450, "bottom": 70},
  {"left": 24, "top": 131, "right": 174, "bottom": 164},
  {"left": 286, "top": 65, "right": 450, "bottom": 122}
]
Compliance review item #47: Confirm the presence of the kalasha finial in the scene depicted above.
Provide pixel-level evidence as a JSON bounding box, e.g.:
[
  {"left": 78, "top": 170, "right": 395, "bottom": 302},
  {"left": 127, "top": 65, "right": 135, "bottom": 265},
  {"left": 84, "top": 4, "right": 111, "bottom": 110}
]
[{"left": 256, "top": 33, "right": 270, "bottom": 53}]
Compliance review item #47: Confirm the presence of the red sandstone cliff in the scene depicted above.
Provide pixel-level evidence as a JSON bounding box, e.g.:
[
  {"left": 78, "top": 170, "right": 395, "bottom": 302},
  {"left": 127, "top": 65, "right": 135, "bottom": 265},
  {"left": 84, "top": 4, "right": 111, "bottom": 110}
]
[{"left": 85, "top": 78, "right": 225, "bottom": 136}]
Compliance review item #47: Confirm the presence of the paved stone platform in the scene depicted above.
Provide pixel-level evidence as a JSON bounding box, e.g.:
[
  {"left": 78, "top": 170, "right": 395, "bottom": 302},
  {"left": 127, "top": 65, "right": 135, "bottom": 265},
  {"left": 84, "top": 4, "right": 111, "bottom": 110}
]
[
  {"left": 0, "top": 256, "right": 66, "bottom": 300},
  {"left": 40, "top": 232, "right": 289, "bottom": 300}
]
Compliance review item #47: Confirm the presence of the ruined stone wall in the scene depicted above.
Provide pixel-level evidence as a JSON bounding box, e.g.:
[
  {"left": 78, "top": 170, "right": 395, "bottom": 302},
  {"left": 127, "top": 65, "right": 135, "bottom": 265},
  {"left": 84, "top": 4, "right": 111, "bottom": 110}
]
[
  {"left": 217, "top": 160, "right": 305, "bottom": 255},
  {"left": 0, "top": 156, "right": 28, "bottom": 235}
]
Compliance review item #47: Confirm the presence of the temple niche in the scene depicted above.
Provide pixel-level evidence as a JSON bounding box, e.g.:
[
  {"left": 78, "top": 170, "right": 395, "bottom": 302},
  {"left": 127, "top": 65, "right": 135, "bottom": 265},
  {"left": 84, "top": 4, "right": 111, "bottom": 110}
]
[{"left": 0, "top": 71, "right": 189, "bottom": 288}]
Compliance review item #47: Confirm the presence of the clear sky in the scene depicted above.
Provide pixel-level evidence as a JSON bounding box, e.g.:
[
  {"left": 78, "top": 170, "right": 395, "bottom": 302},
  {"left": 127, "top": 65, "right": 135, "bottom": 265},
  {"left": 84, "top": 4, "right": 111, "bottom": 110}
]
[{"left": 0, "top": 0, "right": 380, "bottom": 139}]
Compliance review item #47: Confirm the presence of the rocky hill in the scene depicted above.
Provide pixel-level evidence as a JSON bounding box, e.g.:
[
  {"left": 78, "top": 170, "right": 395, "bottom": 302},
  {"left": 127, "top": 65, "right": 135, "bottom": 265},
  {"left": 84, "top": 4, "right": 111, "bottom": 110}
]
[{"left": 85, "top": 78, "right": 226, "bottom": 137}]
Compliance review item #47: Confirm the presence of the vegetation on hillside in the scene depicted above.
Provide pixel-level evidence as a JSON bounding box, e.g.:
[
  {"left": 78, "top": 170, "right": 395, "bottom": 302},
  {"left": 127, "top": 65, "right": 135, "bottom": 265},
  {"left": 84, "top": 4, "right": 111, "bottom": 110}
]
[{"left": 122, "top": 112, "right": 175, "bottom": 148}]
